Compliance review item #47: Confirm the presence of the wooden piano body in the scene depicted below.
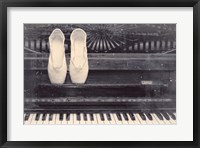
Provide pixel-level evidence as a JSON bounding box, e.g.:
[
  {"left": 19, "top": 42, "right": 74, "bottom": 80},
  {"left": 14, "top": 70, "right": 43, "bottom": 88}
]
[{"left": 24, "top": 24, "right": 176, "bottom": 125}]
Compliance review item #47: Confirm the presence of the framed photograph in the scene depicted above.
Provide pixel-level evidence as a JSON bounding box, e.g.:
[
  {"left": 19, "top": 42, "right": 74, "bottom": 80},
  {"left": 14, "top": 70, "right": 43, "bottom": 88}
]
[{"left": 0, "top": 0, "right": 199, "bottom": 147}]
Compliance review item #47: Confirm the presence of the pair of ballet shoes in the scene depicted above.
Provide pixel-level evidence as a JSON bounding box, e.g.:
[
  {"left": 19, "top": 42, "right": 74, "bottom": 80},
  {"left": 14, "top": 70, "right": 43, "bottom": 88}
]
[{"left": 48, "top": 28, "right": 89, "bottom": 84}]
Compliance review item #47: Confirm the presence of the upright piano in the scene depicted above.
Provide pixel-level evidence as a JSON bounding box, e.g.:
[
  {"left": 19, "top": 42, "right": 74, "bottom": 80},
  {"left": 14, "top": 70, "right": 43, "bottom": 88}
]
[{"left": 24, "top": 24, "right": 176, "bottom": 125}]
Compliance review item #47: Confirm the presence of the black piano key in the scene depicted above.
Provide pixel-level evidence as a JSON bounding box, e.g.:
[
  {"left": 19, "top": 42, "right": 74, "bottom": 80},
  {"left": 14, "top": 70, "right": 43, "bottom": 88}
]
[
  {"left": 35, "top": 113, "right": 40, "bottom": 121},
  {"left": 155, "top": 112, "right": 164, "bottom": 120},
  {"left": 24, "top": 113, "right": 30, "bottom": 121},
  {"left": 122, "top": 113, "right": 129, "bottom": 121},
  {"left": 100, "top": 113, "right": 105, "bottom": 121},
  {"left": 116, "top": 113, "right": 122, "bottom": 121},
  {"left": 90, "top": 113, "right": 94, "bottom": 121},
  {"left": 145, "top": 113, "right": 153, "bottom": 120},
  {"left": 167, "top": 112, "right": 176, "bottom": 120},
  {"left": 161, "top": 112, "right": 170, "bottom": 120},
  {"left": 128, "top": 113, "right": 135, "bottom": 120},
  {"left": 66, "top": 113, "right": 70, "bottom": 121},
  {"left": 77, "top": 113, "right": 81, "bottom": 121},
  {"left": 59, "top": 113, "right": 63, "bottom": 121},
  {"left": 42, "top": 114, "right": 47, "bottom": 121},
  {"left": 49, "top": 113, "right": 53, "bottom": 121},
  {"left": 106, "top": 113, "right": 111, "bottom": 121},
  {"left": 139, "top": 113, "right": 146, "bottom": 120},
  {"left": 83, "top": 113, "right": 87, "bottom": 121}
]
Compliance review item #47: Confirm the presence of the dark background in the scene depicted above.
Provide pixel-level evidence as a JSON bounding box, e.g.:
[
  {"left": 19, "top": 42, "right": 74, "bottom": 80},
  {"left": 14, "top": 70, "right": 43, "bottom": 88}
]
[{"left": 24, "top": 24, "right": 176, "bottom": 110}]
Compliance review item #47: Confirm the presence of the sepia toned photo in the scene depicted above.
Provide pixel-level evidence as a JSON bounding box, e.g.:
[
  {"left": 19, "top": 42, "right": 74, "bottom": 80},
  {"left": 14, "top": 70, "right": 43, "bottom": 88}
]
[{"left": 24, "top": 24, "right": 176, "bottom": 125}]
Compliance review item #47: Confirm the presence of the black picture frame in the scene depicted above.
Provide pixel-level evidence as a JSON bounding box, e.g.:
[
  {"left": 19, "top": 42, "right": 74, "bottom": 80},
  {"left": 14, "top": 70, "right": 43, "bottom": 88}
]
[{"left": 0, "top": 0, "right": 199, "bottom": 147}]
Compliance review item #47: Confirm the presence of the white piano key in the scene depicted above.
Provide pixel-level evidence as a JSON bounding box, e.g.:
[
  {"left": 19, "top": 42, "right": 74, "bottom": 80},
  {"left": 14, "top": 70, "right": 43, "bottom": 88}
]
[
  {"left": 113, "top": 114, "right": 122, "bottom": 125},
  {"left": 43, "top": 114, "right": 49, "bottom": 125},
  {"left": 86, "top": 114, "right": 92, "bottom": 124},
  {"left": 91, "top": 114, "right": 98, "bottom": 124},
  {"left": 126, "top": 114, "right": 135, "bottom": 124},
  {"left": 172, "top": 112, "right": 176, "bottom": 122},
  {"left": 130, "top": 114, "right": 141, "bottom": 124},
  {"left": 143, "top": 114, "right": 153, "bottom": 125},
  {"left": 96, "top": 114, "right": 104, "bottom": 124},
  {"left": 62, "top": 114, "right": 68, "bottom": 124},
  {"left": 120, "top": 113, "right": 129, "bottom": 124},
  {"left": 103, "top": 113, "right": 110, "bottom": 125},
  {"left": 55, "top": 114, "right": 62, "bottom": 124},
  {"left": 68, "top": 114, "right": 74, "bottom": 124},
  {"left": 30, "top": 113, "right": 37, "bottom": 125},
  {"left": 173, "top": 112, "right": 176, "bottom": 119},
  {"left": 163, "top": 119, "right": 171, "bottom": 124},
  {"left": 73, "top": 114, "right": 79, "bottom": 125},
  {"left": 49, "top": 114, "right": 56, "bottom": 125},
  {"left": 24, "top": 113, "right": 34, "bottom": 125},
  {"left": 37, "top": 114, "right": 43, "bottom": 125},
  {"left": 173, "top": 113, "right": 176, "bottom": 122},
  {"left": 23, "top": 113, "right": 28, "bottom": 124},
  {"left": 152, "top": 113, "right": 165, "bottom": 124},
  {"left": 168, "top": 116, "right": 176, "bottom": 124},
  {"left": 161, "top": 113, "right": 171, "bottom": 124},
  {"left": 109, "top": 114, "right": 116, "bottom": 125},
  {"left": 149, "top": 113, "right": 159, "bottom": 124},
  {"left": 135, "top": 113, "right": 146, "bottom": 124},
  {"left": 167, "top": 113, "right": 176, "bottom": 124},
  {"left": 80, "top": 114, "right": 85, "bottom": 125}
]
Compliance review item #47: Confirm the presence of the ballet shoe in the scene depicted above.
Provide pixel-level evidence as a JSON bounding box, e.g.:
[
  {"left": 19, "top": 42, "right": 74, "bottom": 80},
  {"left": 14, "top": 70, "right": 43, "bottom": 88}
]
[
  {"left": 69, "top": 28, "right": 89, "bottom": 84},
  {"left": 48, "top": 28, "right": 67, "bottom": 84}
]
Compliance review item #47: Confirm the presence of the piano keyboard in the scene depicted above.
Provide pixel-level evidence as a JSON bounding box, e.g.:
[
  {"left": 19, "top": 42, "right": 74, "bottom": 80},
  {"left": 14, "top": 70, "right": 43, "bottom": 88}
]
[{"left": 24, "top": 112, "right": 176, "bottom": 125}]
